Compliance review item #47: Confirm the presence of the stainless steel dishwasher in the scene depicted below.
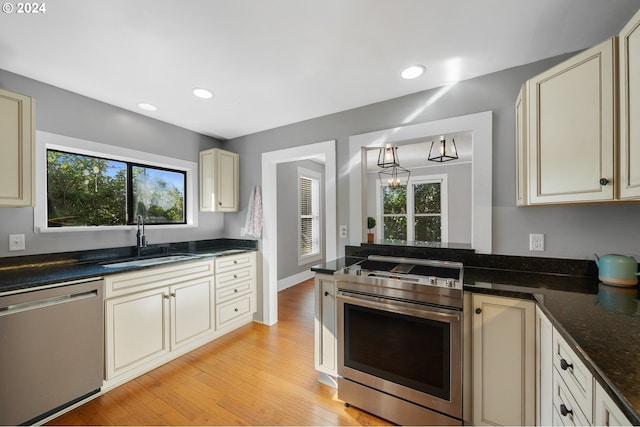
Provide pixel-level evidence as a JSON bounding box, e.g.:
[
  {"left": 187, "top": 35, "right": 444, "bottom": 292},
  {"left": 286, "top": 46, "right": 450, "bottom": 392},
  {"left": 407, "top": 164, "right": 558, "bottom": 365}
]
[{"left": 0, "top": 279, "right": 104, "bottom": 425}]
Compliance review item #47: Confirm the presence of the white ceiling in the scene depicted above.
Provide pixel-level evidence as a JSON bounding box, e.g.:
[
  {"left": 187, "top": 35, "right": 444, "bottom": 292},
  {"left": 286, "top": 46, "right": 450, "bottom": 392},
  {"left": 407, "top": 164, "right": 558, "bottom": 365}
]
[{"left": 1, "top": 0, "right": 638, "bottom": 140}]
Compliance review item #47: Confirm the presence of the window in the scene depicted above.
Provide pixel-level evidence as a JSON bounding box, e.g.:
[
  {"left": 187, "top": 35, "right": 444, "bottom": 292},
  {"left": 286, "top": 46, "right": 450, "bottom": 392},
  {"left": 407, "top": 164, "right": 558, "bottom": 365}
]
[
  {"left": 298, "top": 168, "right": 321, "bottom": 263},
  {"left": 378, "top": 175, "right": 448, "bottom": 243},
  {"left": 47, "top": 149, "right": 186, "bottom": 227}
]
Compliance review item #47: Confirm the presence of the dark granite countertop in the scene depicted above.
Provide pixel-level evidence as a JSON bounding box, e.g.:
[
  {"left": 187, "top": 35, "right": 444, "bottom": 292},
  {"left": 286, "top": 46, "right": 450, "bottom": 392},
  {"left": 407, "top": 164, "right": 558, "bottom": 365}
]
[
  {"left": 0, "top": 239, "right": 258, "bottom": 295},
  {"left": 311, "top": 257, "right": 640, "bottom": 424}
]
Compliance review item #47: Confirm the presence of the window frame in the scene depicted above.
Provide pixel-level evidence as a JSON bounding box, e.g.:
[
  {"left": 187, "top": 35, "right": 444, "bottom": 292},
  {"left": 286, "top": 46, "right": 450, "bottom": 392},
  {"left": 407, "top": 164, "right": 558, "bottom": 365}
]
[
  {"left": 376, "top": 173, "right": 448, "bottom": 243},
  {"left": 297, "top": 167, "right": 322, "bottom": 265},
  {"left": 35, "top": 131, "right": 198, "bottom": 233}
]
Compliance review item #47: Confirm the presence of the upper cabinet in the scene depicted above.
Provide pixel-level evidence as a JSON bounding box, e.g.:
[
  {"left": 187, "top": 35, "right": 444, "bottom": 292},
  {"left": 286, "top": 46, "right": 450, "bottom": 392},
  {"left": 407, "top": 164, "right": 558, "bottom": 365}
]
[
  {"left": 0, "top": 88, "right": 34, "bottom": 208},
  {"left": 619, "top": 8, "right": 640, "bottom": 199},
  {"left": 527, "top": 38, "right": 616, "bottom": 205},
  {"left": 517, "top": 9, "right": 640, "bottom": 205},
  {"left": 199, "top": 148, "right": 239, "bottom": 212}
]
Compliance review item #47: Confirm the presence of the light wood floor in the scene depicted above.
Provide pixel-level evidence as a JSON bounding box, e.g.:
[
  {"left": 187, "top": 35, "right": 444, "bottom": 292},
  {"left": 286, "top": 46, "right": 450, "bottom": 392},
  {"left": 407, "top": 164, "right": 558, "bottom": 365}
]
[{"left": 48, "top": 279, "right": 390, "bottom": 426}]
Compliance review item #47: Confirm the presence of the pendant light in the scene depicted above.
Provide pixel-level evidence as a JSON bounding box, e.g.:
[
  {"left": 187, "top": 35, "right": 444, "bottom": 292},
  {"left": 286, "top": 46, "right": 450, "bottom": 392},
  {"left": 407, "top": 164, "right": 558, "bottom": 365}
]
[
  {"left": 377, "top": 144, "right": 400, "bottom": 168},
  {"left": 378, "top": 165, "right": 411, "bottom": 188},
  {"left": 428, "top": 136, "right": 459, "bottom": 162}
]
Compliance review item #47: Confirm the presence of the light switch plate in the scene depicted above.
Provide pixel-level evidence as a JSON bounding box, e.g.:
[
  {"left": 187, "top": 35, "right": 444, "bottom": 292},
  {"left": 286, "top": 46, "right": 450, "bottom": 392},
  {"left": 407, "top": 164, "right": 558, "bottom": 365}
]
[{"left": 9, "top": 234, "right": 25, "bottom": 251}]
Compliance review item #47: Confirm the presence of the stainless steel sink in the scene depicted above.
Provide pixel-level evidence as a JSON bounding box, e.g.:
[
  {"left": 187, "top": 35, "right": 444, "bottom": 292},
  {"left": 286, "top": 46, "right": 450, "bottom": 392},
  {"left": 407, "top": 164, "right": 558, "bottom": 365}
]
[{"left": 101, "top": 254, "right": 198, "bottom": 269}]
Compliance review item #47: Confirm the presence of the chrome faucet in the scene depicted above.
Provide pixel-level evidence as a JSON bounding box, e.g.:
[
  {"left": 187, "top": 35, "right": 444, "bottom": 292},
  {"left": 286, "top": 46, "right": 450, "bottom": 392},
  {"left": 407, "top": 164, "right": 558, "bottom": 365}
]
[{"left": 136, "top": 215, "right": 147, "bottom": 256}]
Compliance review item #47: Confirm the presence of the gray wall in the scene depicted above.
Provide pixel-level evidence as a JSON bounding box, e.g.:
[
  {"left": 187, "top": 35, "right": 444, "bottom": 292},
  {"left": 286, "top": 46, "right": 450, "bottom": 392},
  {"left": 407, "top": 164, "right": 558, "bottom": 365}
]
[
  {"left": 366, "top": 162, "right": 472, "bottom": 245},
  {"left": 276, "top": 160, "right": 326, "bottom": 281},
  {"left": 225, "top": 54, "right": 640, "bottom": 260},
  {"left": 0, "top": 69, "right": 224, "bottom": 258}
]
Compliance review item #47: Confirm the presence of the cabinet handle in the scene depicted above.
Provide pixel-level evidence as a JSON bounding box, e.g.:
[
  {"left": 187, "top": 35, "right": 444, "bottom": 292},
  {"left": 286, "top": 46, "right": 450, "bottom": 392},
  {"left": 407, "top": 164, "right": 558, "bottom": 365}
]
[
  {"left": 234, "top": 308, "right": 238, "bottom": 312},
  {"left": 560, "top": 358, "right": 573, "bottom": 371},
  {"left": 218, "top": 201, "right": 222, "bottom": 206},
  {"left": 324, "top": 291, "right": 330, "bottom": 297},
  {"left": 233, "top": 260, "right": 238, "bottom": 264},
  {"left": 475, "top": 308, "right": 482, "bottom": 314},
  {"left": 234, "top": 274, "right": 238, "bottom": 279},
  {"left": 164, "top": 294, "right": 170, "bottom": 299},
  {"left": 600, "top": 178, "right": 609, "bottom": 186},
  {"left": 234, "top": 289, "right": 238, "bottom": 293},
  {"left": 560, "top": 404, "right": 573, "bottom": 417},
  {"left": 170, "top": 293, "right": 176, "bottom": 298}
]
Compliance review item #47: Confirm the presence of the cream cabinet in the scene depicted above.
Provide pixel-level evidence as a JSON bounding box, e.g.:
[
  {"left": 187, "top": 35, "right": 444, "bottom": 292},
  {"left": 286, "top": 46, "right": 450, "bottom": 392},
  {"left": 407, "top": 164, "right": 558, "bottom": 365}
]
[
  {"left": 313, "top": 273, "right": 338, "bottom": 387},
  {"left": 472, "top": 293, "right": 535, "bottom": 426},
  {"left": 619, "top": 8, "right": 640, "bottom": 199},
  {"left": 200, "top": 148, "right": 239, "bottom": 212},
  {"left": 104, "top": 259, "right": 215, "bottom": 380},
  {"left": 0, "top": 88, "right": 34, "bottom": 207},
  {"left": 594, "top": 382, "right": 633, "bottom": 426},
  {"left": 537, "top": 312, "right": 633, "bottom": 426},
  {"left": 214, "top": 251, "right": 257, "bottom": 331},
  {"left": 527, "top": 38, "right": 616, "bottom": 205},
  {"left": 519, "top": 10, "right": 640, "bottom": 206},
  {"left": 536, "top": 306, "right": 554, "bottom": 426},
  {"left": 516, "top": 83, "right": 529, "bottom": 206}
]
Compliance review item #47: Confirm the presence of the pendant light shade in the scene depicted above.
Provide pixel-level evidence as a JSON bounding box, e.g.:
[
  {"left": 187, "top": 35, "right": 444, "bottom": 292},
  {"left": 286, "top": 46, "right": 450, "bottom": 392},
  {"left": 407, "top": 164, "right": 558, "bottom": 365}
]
[
  {"left": 377, "top": 144, "right": 400, "bottom": 168},
  {"left": 428, "top": 136, "right": 459, "bottom": 162}
]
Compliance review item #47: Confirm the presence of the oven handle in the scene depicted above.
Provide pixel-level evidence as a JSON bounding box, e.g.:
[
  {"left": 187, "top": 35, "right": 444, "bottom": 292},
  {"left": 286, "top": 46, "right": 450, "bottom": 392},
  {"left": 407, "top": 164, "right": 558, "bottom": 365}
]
[{"left": 337, "top": 289, "right": 462, "bottom": 323}]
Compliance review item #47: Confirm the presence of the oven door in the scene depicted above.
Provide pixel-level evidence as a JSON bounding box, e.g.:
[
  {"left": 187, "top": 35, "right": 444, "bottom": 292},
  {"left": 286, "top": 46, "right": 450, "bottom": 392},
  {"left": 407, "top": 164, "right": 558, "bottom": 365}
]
[{"left": 337, "top": 289, "right": 462, "bottom": 420}]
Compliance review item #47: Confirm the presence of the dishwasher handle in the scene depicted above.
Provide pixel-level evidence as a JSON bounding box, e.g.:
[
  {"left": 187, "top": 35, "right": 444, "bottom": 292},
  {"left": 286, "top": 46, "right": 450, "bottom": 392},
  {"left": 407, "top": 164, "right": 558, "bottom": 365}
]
[{"left": 0, "top": 290, "right": 98, "bottom": 317}]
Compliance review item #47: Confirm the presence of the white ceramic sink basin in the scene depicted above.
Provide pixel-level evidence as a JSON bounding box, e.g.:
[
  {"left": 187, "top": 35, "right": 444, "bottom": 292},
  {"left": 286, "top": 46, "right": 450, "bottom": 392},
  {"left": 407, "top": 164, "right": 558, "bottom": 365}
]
[{"left": 102, "top": 255, "right": 197, "bottom": 269}]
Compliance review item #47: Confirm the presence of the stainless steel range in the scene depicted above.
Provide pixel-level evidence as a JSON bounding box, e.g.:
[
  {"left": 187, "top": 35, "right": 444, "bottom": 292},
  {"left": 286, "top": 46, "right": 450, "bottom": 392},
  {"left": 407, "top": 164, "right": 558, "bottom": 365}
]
[{"left": 334, "top": 255, "right": 464, "bottom": 426}]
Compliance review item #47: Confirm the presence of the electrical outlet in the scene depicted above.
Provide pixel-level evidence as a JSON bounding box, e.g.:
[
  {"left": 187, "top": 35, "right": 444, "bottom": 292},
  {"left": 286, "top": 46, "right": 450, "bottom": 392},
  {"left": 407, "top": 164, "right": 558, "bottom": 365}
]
[
  {"left": 529, "top": 233, "right": 544, "bottom": 251},
  {"left": 9, "top": 234, "right": 25, "bottom": 251},
  {"left": 339, "top": 225, "right": 348, "bottom": 238}
]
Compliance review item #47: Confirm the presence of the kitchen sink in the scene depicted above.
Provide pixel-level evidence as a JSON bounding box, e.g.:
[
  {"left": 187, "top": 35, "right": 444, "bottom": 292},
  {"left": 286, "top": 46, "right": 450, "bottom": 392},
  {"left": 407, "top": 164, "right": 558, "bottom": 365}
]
[{"left": 101, "top": 254, "right": 198, "bottom": 269}]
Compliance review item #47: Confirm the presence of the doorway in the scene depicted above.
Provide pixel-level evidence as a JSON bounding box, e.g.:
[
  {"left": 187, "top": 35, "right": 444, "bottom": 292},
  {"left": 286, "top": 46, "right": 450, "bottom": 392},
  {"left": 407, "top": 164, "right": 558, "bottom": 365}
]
[{"left": 261, "top": 140, "right": 337, "bottom": 326}]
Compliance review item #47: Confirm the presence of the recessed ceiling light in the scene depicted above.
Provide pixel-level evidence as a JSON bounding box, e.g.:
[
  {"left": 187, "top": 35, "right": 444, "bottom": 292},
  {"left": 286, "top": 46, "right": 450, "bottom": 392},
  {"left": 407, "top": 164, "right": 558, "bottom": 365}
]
[
  {"left": 137, "top": 102, "right": 158, "bottom": 111},
  {"left": 193, "top": 88, "right": 214, "bottom": 99},
  {"left": 401, "top": 65, "right": 426, "bottom": 80}
]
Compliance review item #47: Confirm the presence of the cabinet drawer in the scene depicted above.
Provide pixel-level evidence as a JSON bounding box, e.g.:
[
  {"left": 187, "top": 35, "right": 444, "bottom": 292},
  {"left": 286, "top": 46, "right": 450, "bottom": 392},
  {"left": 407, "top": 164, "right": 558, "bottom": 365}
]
[
  {"left": 216, "top": 294, "right": 254, "bottom": 329},
  {"left": 216, "top": 266, "right": 253, "bottom": 288},
  {"left": 215, "top": 252, "right": 254, "bottom": 273},
  {"left": 216, "top": 280, "right": 253, "bottom": 303},
  {"left": 105, "top": 259, "right": 214, "bottom": 298},
  {"left": 553, "top": 330, "right": 593, "bottom": 423},
  {"left": 552, "top": 368, "right": 591, "bottom": 426}
]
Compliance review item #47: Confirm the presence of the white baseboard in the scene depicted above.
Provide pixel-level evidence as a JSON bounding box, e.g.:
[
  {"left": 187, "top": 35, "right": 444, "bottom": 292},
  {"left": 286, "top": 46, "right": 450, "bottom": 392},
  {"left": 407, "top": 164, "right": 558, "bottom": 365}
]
[{"left": 278, "top": 270, "right": 314, "bottom": 291}]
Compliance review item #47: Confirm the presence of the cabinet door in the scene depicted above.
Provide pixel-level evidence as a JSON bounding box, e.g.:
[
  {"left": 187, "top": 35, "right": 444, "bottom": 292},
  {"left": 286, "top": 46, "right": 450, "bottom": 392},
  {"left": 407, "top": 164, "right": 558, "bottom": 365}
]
[
  {"left": 216, "top": 149, "right": 239, "bottom": 211},
  {"left": 0, "top": 88, "right": 33, "bottom": 207},
  {"left": 516, "top": 82, "right": 528, "bottom": 206},
  {"left": 105, "top": 287, "right": 170, "bottom": 379},
  {"left": 314, "top": 274, "right": 337, "bottom": 377},
  {"left": 528, "top": 38, "right": 615, "bottom": 204},
  {"left": 536, "top": 307, "right": 554, "bottom": 426},
  {"left": 472, "top": 294, "right": 535, "bottom": 426},
  {"left": 594, "top": 381, "right": 633, "bottom": 426},
  {"left": 199, "top": 148, "right": 239, "bottom": 212},
  {"left": 619, "top": 9, "right": 640, "bottom": 199},
  {"left": 171, "top": 277, "right": 214, "bottom": 349}
]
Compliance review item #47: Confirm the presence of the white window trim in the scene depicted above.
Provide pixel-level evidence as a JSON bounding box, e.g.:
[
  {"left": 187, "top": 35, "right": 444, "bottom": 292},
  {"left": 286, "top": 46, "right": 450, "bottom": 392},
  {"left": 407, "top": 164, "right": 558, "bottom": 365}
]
[
  {"left": 376, "top": 173, "right": 448, "bottom": 242},
  {"left": 297, "top": 167, "right": 322, "bottom": 265},
  {"left": 34, "top": 130, "right": 198, "bottom": 233}
]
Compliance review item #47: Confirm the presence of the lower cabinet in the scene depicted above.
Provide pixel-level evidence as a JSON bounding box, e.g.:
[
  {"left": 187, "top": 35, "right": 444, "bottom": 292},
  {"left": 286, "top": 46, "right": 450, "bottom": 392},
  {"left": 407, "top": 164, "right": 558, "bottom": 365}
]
[
  {"left": 313, "top": 273, "right": 338, "bottom": 385},
  {"left": 104, "top": 253, "right": 256, "bottom": 385},
  {"left": 105, "top": 261, "right": 215, "bottom": 379},
  {"left": 472, "top": 293, "right": 536, "bottom": 426},
  {"left": 537, "top": 308, "right": 633, "bottom": 426}
]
